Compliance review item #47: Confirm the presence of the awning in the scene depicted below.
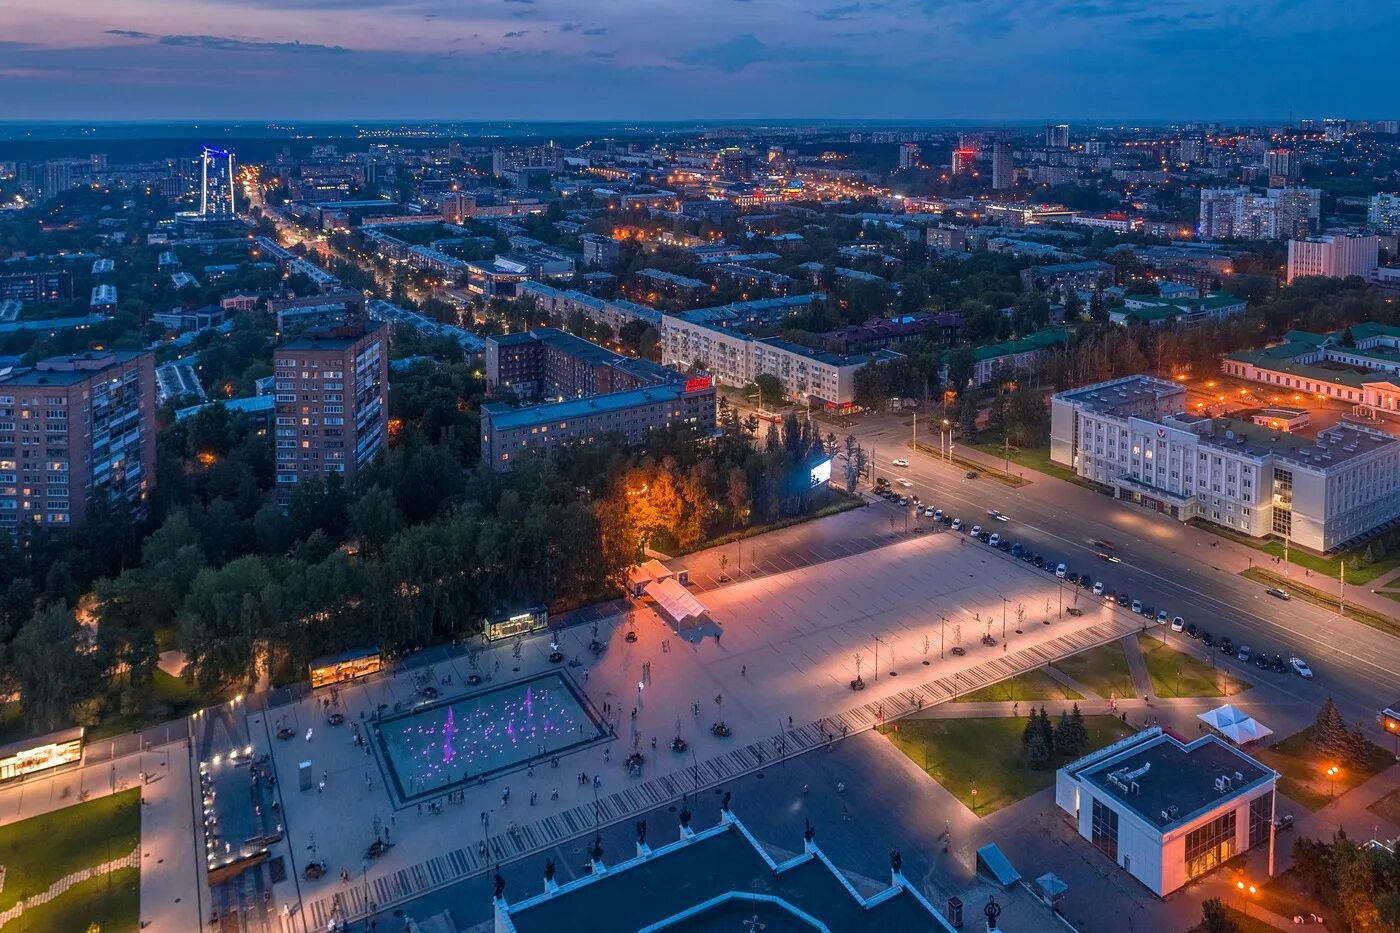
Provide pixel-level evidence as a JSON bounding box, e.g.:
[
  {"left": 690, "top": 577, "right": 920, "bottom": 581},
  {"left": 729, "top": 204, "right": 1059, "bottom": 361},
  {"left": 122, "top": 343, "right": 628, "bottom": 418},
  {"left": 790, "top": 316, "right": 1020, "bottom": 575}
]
[{"left": 1197, "top": 705, "right": 1274, "bottom": 745}]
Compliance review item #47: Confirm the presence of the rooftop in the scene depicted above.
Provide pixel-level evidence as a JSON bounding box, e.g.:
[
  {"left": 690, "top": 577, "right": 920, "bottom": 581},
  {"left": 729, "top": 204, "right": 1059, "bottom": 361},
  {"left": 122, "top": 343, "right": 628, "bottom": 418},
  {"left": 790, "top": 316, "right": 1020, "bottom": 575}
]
[
  {"left": 482, "top": 380, "right": 705, "bottom": 431},
  {"left": 0, "top": 349, "right": 148, "bottom": 386},
  {"left": 277, "top": 321, "right": 385, "bottom": 352},
  {"left": 1054, "top": 374, "right": 1183, "bottom": 414},
  {"left": 1073, "top": 732, "right": 1273, "bottom": 833}
]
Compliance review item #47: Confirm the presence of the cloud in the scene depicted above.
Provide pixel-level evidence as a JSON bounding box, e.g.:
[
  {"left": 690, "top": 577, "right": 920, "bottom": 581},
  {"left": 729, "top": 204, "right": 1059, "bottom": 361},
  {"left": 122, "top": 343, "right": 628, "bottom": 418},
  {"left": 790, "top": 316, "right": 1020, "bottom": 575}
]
[
  {"left": 108, "top": 30, "right": 349, "bottom": 54},
  {"left": 816, "top": 3, "right": 864, "bottom": 20},
  {"left": 503, "top": 30, "right": 529, "bottom": 38},
  {"left": 674, "top": 34, "right": 840, "bottom": 73},
  {"left": 582, "top": 26, "right": 607, "bottom": 36}
]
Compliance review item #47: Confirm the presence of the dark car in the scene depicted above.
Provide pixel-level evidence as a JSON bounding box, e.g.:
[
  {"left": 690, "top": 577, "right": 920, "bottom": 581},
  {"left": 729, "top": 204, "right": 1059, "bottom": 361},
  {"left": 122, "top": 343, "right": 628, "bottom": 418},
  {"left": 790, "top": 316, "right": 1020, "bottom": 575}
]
[
  {"left": 1219, "top": 637, "right": 1234, "bottom": 656},
  {"left": 1033, "top": 555, "right": 1045, "bottom": 568},
  {"left": 1143, "top": 605, "right": 1155, "bottom": 619},
  {"left": 1021, "top": 551, "right": 1034, "bottom": 563},
  {"left": 1010, "top": 543, "right": 1023, "bottom": 557},
  {"left": 1254, "top": 652, "right": 1272, "bottom": 670},
  {"left": 1044, "top": 560, "right": 1057, "bottom": 573},
  {"left": 998, "top": 540, "right": 1012, "bottom": 552},
  {"left": 1201, "top": 631, "right": 1214, "bottom": 647},
  {"left": 965, "top": 471, "right": 979, "bottom": 479},
  {"left": 1272, "top": 654, "right": 1287, "bottom": 673},
  {"left": 1116, "top": 593, "right": 1130, "bottom": 606},
  {"left": 978, "top": 530, "right": 991, "bottom": 543},
  {"left": 1186, "top": 622, "right": 1199, "bottom": 638}
]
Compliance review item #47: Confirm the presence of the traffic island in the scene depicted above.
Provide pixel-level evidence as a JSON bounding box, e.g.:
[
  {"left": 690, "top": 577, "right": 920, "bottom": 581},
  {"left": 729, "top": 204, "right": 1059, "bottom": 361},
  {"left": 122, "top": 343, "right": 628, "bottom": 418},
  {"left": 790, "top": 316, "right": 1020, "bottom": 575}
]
[{"left": 1136, "top": 632, "right": 1248, "bottom": 698}]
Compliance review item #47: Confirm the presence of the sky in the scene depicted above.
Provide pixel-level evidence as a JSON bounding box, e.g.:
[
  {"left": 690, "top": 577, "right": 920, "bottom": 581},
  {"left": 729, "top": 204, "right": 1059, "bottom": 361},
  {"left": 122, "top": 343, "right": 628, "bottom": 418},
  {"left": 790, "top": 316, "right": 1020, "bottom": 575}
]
[{"left": 0, "top": 0, "right": 1396, "bottom": 123}]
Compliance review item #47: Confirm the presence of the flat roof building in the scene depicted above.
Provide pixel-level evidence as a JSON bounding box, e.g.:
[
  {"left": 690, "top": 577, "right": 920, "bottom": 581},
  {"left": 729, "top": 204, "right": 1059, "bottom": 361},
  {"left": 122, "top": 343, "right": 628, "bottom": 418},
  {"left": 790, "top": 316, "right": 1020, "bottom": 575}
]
[
  {"left": 481, "top": 376, "right": 716, "bottom": 471},
  {"left": 485, "top": 328, "right": 675, "bottom": 400},
  {"left": 273, "top": 322, "right": 388, "bottom": 503},
  {"left": 0, "top": 349, "right": 157, "bottom": 529},
  {"left": 1056, "top": 728, "right": 1277, "bottom": 897},
  {"left": 1223, "top": 323, "right": 1400, "bottom": 415},
  {"left": 1051, "top": 374, "right": 1400, "bottom": 551}
]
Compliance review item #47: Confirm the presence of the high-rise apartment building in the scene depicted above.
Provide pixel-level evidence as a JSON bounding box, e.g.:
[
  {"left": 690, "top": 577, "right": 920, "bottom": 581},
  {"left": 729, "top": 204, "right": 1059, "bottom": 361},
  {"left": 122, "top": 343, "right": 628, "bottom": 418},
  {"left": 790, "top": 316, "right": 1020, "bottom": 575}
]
[
  {"left": 1198, "top": 187, "right": 1319, "bottom": 240},
  {"left": 42, "top": 159, "right": 85, "bottom": 200},
  {"left": 273, "top": 322, "right": 388, "bottom": 503},
  {"left": 1263, "top": 149, "right": 1299, "bottom": 184},
  {"left": 1369, "top": 193, "right": 1400, "bottom": 234},
  {"left": 0, "top": 350, "right": 156, "bottom": 530},
  {"left": 991, "top": 138, "right": 1014, "bottom": 190},
  {"left": 898, "top": 143, "right": 921, "bottom": 169},
  {"left": 1287, "top": 234, "right": 1379, "bottom": 283},
  {"left": 951, "top": 148, "right": 976, "bottom": 174},
  {"left": 1046, "top": 124, "right": 1070, "bottom": 149},
  {"left": 200, "top": 147, "right": 236, "bottom": 218}
]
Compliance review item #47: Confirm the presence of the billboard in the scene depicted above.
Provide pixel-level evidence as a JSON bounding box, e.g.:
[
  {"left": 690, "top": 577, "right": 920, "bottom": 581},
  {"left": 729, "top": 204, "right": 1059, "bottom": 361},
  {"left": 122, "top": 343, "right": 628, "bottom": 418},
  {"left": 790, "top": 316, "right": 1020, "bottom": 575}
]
[{"left": 808, "top": 456, "right": 832, "bottom": 488}]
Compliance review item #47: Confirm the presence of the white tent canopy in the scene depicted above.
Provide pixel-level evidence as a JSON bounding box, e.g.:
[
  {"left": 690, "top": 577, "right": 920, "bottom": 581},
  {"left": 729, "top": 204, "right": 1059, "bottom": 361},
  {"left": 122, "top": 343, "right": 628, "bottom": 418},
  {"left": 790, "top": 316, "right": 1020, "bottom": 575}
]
[
  {"left": 648, "top": 576, "right": 709, "bottom": 627},
  {"left": 1198, "top": 705, "right": 1274, "bottom": 745}
]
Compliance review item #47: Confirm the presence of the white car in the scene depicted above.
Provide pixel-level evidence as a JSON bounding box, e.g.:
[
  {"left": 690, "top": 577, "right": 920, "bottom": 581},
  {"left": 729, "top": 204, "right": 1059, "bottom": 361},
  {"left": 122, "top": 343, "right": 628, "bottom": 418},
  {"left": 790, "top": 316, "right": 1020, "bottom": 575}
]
[
  {"left": 1055, "top": 563, "right": 1067, "bottom": 578},
  {"left": 988, "top": 533, "right": 1001, "bottom": 548},
  {"left": 1156, "top": 610, "right": 1169, "bottom": 625},
  {"left": 970, "top": 525, "right": 982, "bottom": 537},
  {"left": 892, "top": 458, "right": 910, "bottom": 467},
  {"left": 933, "top": 510, "right": 944, "bottom": 522},
  {"left": 1170, "top": 616, "right": 1185, "bottom": 632},
  {"left": 1131, "top": 599, "right": 1143, "bottom": 614},
  {"left": 897, "top": 479, "right": 914, "bottom": 488},
  {"left": 1289, "top": 657, "right": 1314, "bottom": 679},
  {"left": 951, "top": 518, "right": 962, "bottom": 530},
  {"left": 1092, "top": 582, "right": 1105, "bottom": 596}
]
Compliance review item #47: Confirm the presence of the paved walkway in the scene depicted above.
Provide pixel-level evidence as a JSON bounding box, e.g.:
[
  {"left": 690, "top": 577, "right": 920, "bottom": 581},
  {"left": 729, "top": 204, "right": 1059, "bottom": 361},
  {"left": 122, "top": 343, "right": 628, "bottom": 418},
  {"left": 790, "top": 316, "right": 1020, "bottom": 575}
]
[{"left": 1122, "top": 633, "right": 1155, "bottom": 700}]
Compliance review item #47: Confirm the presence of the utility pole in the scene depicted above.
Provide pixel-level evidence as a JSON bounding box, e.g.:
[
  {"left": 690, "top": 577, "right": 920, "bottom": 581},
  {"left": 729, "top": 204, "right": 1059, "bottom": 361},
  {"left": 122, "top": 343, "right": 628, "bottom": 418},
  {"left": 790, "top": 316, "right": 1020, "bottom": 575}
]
[{"left": 1340, "top": 560, "right": 1346, "bottom": 619}]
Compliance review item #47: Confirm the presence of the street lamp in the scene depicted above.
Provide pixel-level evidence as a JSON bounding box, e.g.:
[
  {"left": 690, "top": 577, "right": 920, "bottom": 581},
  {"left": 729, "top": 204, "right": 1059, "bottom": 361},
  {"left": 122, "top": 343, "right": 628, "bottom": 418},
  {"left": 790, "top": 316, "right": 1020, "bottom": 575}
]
[
  {"left": 873, "top": 636, "right": 888, "bottom": 681},
  {"left": 1235, "top": 879, "right": 1257, "bottom": 917},
  {"left": 1326, "top": 765, "right": 1340, "bottom": 799}
]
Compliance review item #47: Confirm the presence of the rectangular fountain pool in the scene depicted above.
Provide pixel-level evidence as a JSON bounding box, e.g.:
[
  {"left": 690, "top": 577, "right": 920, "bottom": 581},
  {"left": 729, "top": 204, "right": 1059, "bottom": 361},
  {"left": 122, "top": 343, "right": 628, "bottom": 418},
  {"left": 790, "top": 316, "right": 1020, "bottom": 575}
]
[{"left": 375, "top": 672, "right": 603, "bottom": 804}]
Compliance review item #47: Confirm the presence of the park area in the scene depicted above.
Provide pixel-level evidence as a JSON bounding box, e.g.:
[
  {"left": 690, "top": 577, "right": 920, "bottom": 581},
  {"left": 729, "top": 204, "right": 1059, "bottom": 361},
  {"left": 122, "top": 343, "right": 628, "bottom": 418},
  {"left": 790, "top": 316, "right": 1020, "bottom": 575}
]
[
  {"left": 1135, "top": 633, "right": 1244, "bottom": 698},
  {"left": 954, "top": 668, "right": 1081, "bottom": 703},
  {"left": 882, "top": 714, "right": 1135, "bottom": 815},
  {"left": 1254, "top": 725, "right": 1393, "bottom": 811},
  {"left": 0, "top": 787, "right": 141, "bottom": 932}
]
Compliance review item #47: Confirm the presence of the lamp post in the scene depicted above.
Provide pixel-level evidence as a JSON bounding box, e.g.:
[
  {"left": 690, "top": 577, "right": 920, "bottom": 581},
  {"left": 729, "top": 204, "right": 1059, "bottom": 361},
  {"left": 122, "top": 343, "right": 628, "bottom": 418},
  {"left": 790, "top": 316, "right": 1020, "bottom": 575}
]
[
  {"left": 873, "top": 636, "right": 888, "bottom": 681},
  {"left": 1327, "top": 765, "right": 1340, "bottom": 799},
  {"left": 1001, "top": 597, "right": 1008, "bottom": 640},
  {"left": 940, "top": 615, "right": 946, "bottom": 659},
  {"left": 1235, "top": 880, "right": 1257, "bottom": 917}
]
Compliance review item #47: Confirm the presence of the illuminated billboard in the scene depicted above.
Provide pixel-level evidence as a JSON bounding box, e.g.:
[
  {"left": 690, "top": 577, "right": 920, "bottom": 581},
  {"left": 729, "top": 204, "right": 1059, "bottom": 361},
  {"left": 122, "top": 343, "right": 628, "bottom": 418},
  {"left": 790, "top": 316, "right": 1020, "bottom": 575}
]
[{"left": 808, "top": 457, "right": 832, "bottom": 488}]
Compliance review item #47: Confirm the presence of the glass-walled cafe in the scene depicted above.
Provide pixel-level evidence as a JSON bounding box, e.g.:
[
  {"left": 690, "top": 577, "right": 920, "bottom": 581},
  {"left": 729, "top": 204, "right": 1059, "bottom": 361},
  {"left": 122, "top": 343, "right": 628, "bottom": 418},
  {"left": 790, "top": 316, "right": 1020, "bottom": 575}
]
[{"left": 0, "top": 726, "right": 84, "bottom": 782}]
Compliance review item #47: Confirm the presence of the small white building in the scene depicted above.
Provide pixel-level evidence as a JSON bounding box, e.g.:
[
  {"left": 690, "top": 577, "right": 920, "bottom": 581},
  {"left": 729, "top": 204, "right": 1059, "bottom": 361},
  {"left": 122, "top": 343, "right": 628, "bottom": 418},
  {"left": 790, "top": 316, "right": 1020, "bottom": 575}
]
[{"left": 1056, "top": 728, "right": 1277, "bottom": 897}]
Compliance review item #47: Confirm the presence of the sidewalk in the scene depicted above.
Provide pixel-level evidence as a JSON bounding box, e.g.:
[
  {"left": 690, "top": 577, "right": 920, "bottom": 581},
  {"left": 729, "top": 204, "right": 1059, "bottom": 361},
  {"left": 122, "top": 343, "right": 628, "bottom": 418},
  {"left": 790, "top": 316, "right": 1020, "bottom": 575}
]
[{"left": 1122, "top": 634, "right": 1155, "bottom": 700}]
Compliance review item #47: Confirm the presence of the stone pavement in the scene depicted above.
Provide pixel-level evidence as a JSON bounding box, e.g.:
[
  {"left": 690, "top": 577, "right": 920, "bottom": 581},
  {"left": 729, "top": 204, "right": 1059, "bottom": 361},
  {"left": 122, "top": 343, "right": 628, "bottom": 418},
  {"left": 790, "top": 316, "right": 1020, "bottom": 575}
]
[
  {"left": 263, "top": 530, "right": 1159, "bottom": 930},
  {"left": 1123, "top": 633, "right": 1155, "bottom": 699}
]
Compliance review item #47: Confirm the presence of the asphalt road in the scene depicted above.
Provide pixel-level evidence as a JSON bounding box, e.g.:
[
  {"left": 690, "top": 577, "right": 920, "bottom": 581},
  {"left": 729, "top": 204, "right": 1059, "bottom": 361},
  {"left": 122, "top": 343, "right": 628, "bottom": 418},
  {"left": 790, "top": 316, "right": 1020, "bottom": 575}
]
[{"left": 836, "top": 414, "right": 1400, "bottom": 719}]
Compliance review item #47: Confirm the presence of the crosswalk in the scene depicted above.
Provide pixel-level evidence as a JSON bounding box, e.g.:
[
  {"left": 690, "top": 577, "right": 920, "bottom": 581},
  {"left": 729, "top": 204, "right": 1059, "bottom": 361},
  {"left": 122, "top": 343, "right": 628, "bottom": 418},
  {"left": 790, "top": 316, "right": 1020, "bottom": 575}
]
[{"left": 307, "top": 614, "right": 1136, "bottom": 928}]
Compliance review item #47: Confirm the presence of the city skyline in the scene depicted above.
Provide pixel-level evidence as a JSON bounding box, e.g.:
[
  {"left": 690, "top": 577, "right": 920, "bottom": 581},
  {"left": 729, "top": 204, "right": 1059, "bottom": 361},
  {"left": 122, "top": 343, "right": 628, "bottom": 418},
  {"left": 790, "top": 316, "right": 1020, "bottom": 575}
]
[{"left": 2, "top": 0, "right": 1398, "bottom": 121}]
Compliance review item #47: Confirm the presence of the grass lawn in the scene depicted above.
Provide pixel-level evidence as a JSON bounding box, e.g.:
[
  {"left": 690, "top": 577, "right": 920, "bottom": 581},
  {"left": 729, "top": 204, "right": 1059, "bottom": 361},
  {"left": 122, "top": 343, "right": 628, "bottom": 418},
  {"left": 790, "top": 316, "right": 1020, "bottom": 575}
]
[
  {"left": 1367, "top": 786, "right": 1400, "bottom": 827},
  {"left": 1136, "top": 633, "right": 1248, "bottom": 698},
  {"left": 954, "top": 668, "right": 1082, "bottom": 703},
  {"left": 1051, "top": 640, "right": 1134, "bottom": 700},
  {"left": 1253, "top": 725, "right": 1395, "bottom": 811},
  {"left": 1199, "top": 520, "right": 1400, "bottom": 585},
  {"left": 1254, "top": 868, "right": 1327, "bottom": 927},
  {"left": 967, "top": 439, "right": 1084, "bottom": 485},
  {"left": 884, "top": 715, "right": 1136, "bottom": 816},
  {"left": 8, "top": 865, "right": 140, "bottom": 933},
  {"left": 87, "top": 669, "right": 217, "bottom": 742},
  {"left": 0, "top": 787, "right": 141, "bottom": 916},
  {"left": 1240, "top": 567, "right": 1400, "bottom": 637}
]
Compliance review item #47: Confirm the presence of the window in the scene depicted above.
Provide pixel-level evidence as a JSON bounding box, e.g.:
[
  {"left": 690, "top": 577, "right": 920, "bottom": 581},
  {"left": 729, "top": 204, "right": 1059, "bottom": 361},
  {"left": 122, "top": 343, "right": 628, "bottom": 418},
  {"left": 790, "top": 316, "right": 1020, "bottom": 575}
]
[
  {"left": 1248, "top": 792, "right": 1272, "bottom": 850},
  {"left": 1091, "top": 798, "right": 1119, "bottom": 862},
  {"left": 1185, "top": 810, "right": 1236, "bottom": 879}
]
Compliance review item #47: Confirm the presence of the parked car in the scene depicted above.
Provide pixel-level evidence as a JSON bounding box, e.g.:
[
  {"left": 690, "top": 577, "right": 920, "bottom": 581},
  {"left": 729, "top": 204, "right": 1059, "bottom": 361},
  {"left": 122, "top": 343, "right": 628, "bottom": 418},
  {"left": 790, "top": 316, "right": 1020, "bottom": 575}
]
[
  {"left": 892, "top": 458, "right": 909, "bottom": 467},
  {"left": 1093, "top": 581, "right": 1105, "bottom": 596},
  {"left": 1143, "top": 605, "right": 1155, "bottom": 619},
  {"left": 1274, "top": 814, "right": 1295, "bottom": 833},
  {"left": 1033, "top": 555, "right": 1045, "bottom": 568},
  {"left": 1010, "top": 543, "right": 1023, "bottom": 557},
  {"left": 1116, "top": 594, "right": 1130, "bottom": 607},
  {"left": 1157, "top": 610, "right": 1170, "bottom": 625},
  {"left": 898, "top": 496, "right": 908, "bottom": 506},
  {"left": 1201, "top": 631, "right": 1214, "bottom": 647},
  {"left": 965, "top": 471, "right": 979, "bottom": 479},
  {"left": 1021, "top": 550, "right": 1034, "bottom": 563},
  {"left": 1265, "top": 587, "right": 1291, "bottom": 601},
  {"left": 1219, "top": 637, "right": 1235, "bottom": 656},
  {"left": 988, "top": 533, "right": 1001, "bottom": 548},
  {"left": 999, "top": 540, "right": 1011, "bottom": 552},
  {"left": 1186, "top": 623, "right": 1199, "bottom": 638},
  {"left": 1056, "top": 563, "right": 1067, "bottom": 578},
  {"left": 1254, "top": 652, "right": 1272, "bottom": 670},
  {"left": 1290, "top": 657, "right": 1314, "bottom": 679},
  {"left": 978, "top": 530, "right": 992, "bottom": 543},
  {"left": 1237, "top": 645, "right": 1251, "bottom": 662},
  {"left": 933, "top": 509, "right": 944, "bottom": 522},
  {"left": 1043, "top": 559, "right": 1057, "bottom": 573},
  {"left": 1130, "top": 598, "right": 1143, "bottom": 614},
  {"left": 924, "top": 506, "right": 937, "bottom": 517},
  {"left": 970, "top": 525, "right": 982, "bottom": 537},
  {"left": 1271, "top": 654, "right": 1287, "bottom": 673},
  {"left": 951, "top": 518, "right": 962, "bottom": 530},
  {"left": 1171, "top": 616, "right": 1185, "bottom": 632}
]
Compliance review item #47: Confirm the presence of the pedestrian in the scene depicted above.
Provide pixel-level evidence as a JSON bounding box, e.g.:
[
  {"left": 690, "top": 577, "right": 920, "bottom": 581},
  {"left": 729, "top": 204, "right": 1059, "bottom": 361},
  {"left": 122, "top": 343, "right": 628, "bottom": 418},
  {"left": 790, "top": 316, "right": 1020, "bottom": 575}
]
[
  {"left": 530, "top": 791, "right": 537, "bottom": 806},
  {"left": 741, "top": 665, "right": 746, "bottom": 677},
  {"left": 1013, "top": 702, "right": 1018, "bottom": 716},
  {"left": 651, "top": 736, "right": 657, "bottom": 749},
  {"left": 837, "top": 781, "right": 846, "bottom": 793},
  {"left": 418, "top": 803, "right": 422, "bottom": 815},
  {"left": 788, "top": 716, "right": 793, "bottom": 729},
  {"left": 551, "top": 788, "right": 559, "bottom": 801}
]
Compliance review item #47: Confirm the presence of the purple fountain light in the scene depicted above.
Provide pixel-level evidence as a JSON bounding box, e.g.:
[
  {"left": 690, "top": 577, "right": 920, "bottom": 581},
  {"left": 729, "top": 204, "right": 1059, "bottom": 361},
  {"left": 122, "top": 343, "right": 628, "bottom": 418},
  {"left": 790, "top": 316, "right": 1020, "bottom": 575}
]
[{"left": 442, "top": 707, "right": 456, "bottom": 765}]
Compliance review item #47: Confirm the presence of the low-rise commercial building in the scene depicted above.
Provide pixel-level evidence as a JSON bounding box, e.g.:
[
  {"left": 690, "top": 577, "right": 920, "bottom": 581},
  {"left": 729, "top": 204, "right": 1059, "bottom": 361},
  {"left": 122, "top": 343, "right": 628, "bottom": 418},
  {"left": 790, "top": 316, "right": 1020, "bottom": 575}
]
[
  {"left": 946, "top": 329, "right": 1069, "bottom": 388},
  {"left": 1056, "top": 728, "right": 1277, "bottom": 897},
  {"left": 485, "top": 328, "right": 674, "bottom": 399},
  {"left": 1223, "top": 323, "right": 1400, "bottom": 414},
  {"left": 1051, "top": 374, "right": 1400, "bottom": 551}
]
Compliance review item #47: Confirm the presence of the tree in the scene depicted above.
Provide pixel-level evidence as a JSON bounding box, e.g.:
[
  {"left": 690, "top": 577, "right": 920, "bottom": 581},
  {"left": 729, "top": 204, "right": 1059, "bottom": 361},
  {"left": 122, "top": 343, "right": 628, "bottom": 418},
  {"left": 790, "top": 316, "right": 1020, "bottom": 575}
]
[
  {"left": 945, "top": 345, "right": 976, "bottom": 393},
  {"left": 1314, "top": 696, "right": 1349, "bottom": 758},
  {"left": 1053, "top": 710, "right": 1075, "bottom": 756},
  {"left": 1026, "top": 731, "right": 1051, "bottom": 770},
  {"left": 1199, "top": 897, "right": 1237, "bottom": 933},
  {"left": 11, "top": 603, "right": 99, "bottom": 732}
]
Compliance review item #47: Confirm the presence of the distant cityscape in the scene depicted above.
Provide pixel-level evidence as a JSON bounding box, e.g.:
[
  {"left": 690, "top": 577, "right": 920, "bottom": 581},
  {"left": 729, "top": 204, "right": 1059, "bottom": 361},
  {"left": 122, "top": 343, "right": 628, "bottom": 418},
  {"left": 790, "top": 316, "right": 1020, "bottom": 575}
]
[{"left": 1, "top": 106, "right": 1400, "bottom": 933}]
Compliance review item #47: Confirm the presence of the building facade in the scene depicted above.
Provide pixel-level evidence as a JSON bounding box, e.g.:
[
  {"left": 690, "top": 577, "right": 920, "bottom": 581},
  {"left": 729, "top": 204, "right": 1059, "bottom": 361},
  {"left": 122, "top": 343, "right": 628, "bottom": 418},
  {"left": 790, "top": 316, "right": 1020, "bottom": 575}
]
[
  {"left": 1051, "top": 374, "right": 1400, "bottom": 551},
  {"left": 0, "top": 349, "right": 157, "bottom": 529},
  {"left": 273, "top": 322, "right": 388, "bottom": 503},
  {"left": 485, "top": 328, "right": 674, "bottom": 399},
  {"left": 1056, "top": 729, "right": 1277, "bottom": 897},
  {"left": 481, "top": 377, "right": 716, "bottom": 471},
  {"left": 1286, "top": 234, "right": 1379, "bottom": 283}
]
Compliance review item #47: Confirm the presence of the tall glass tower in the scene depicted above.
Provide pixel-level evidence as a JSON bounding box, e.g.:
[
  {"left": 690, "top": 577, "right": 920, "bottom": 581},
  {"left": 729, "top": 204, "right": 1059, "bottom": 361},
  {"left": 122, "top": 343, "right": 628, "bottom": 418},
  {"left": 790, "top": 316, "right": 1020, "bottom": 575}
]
[{"left": 200, "top": 147, "right": 236, "bottom": 218}]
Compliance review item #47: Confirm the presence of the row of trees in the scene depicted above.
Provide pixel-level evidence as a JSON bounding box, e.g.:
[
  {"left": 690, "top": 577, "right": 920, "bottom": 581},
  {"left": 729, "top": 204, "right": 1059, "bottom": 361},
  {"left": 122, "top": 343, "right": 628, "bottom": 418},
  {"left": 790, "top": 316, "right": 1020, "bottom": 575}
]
[{"left": 1020, "top": 704, "right": 1089, "bottom": 769}]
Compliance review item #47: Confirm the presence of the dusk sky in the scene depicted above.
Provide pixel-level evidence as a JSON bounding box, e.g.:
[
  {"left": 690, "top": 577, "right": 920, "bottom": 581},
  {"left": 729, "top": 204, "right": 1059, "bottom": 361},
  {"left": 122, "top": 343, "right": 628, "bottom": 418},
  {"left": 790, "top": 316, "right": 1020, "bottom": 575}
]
[{"left": 1, "top": 0, "right": 1396, "bottom": 122}]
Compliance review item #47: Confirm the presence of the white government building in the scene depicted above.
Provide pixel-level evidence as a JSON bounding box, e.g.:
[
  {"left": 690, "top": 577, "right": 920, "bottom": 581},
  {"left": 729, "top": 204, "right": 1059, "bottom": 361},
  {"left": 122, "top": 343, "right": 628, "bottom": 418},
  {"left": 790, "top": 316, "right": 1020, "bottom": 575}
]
[{"left": 1050, "top": 374, "right": 1400, "bottom": 552}]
